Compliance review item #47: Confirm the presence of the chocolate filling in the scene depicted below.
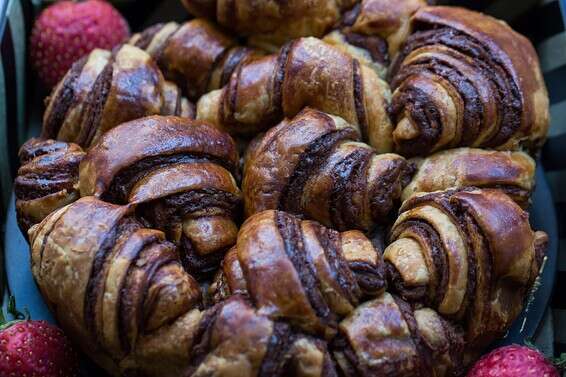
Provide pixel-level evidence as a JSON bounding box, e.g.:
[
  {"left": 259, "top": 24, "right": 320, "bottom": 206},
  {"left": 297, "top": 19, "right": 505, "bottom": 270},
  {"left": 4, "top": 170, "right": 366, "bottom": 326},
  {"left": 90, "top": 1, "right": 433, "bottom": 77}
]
[
  {"left": 258, "top": 322, "right": 295, "bottom": 377},
  {"left": 19, "top": 139, "right": 74, "bottom": 164},
  {"left": 42, "top": 57, "right": 88, "bottom": 139},
  {"left": 186, "top": 300, "right": 223, "bottom": 374},
  {"left": 329, "top": 148, "right": 373, "bottom": 231},
  {"left": 220, "top": 47, "right": 253, "bottom": 87},
  {"left": 347, "top": 260, "right": 386, "bottom": 296},
  {"left": 271, "top": 41, "right": 293, "bottom": 121},
  {"left": 314, "top": 225, "right": 360, "bottom": 305},
  {"left": 133, "top": 23, "right": 166, "bottom": 51},
  {"left": 103, "top": 154, "right": 237, "bottom": 203},
  {"left": 180, "top": 234, "right": 229, "bottom": 280},
  {"left": 331, "top": 335, "right": 359, "bottom": 377},
  {"left": 279, "top": 127, "right": 355, "bottom": 216},
  {"left": 352, "top": 59, "right": 369, "bottom": 141},
  {"left": 368, "top": 159, "right": 411, "bottom": 222},
  {"left": 77, "top": 60, "right": 114, "bottom": 147},
  {"left": 344, "top": 32, "right": 389, "bottom": 66},
  {"left": 275, "top": 211, "right": 334, "bottom": 328}
]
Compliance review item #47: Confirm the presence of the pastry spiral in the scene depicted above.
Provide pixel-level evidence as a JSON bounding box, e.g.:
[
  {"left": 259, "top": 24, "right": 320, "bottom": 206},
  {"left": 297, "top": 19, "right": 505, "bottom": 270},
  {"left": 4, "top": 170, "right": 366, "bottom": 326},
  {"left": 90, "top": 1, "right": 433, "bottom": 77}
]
[
  {"left": 42, "top": 44, "right": 194, "bottom": 148},
  {"left": 209, "top": 210, "right": 387, "bottom": 339},
  {"left": 243, "top": 108, "right": 412, "bottom": 232},
  {"left": 28, "top": 198, "right": 333, "bottom": 377},
  {"left": 333, "top": 292, "right": 464, "bottom": 377},
  {"left": 384, "top": 188, "right": 547, "bottom": 350},
  {"left": 197, "top": 37, "right": 393, "bottom": 153},
  {"left": 323, "top": 0, "right": 430, "bottom": 78},
  {"left": 129, "top": 19, "right": 257, "bottom": 100},
  {"left": 14, "top": 138, "right": 85, "bottom": 234},
  {"left": 402, "top": 148, "right": 536, "bottom": 207},
  {"left": 388, "top": 6, "right": 549, "bottom": 156},
  {"left": 79, "top": 116, "right": 242, "bottom": 279},
  {"left": 180, "top": 0, "right": 356, "bottom": 51}
]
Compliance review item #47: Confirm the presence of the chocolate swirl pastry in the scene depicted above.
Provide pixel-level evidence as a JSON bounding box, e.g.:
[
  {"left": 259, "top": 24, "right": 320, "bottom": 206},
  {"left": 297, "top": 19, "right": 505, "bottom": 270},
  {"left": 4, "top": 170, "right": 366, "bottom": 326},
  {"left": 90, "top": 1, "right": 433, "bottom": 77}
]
[
  {"left": 180, "top": 0, "right": 357, "bottom": 51},
  {"left": 402, "top": 148, "right": 536, "bottom": 208},
  {"left": 28, "top": 198, "right": 334, "bottom": 377},
  {"left": 197, "top": 37, "right": 393, "bottom": 152},
  {"left": 14, "top": 138, "right": 85, "bottom": 235},
  {"left": 333, "top": 292, "right": 464, "bottom": 377},
  {"left": 42, "top": 44, "right": 194, "bottom": 148},
  {"left": 384, "top": 188, "right": 547, "bottom": 351},
  {"left": 324, "top": 0, "right": 430, "bottom": 78},
  {"left": 388, "top": 6, "right": 549, "bottom": 157},
  {"left": 243, "top": 108, "right": 412, "bottom": 232},
  {"left": 79, "top": 116, "right": 242, "bottom": 279},
  {"left": 129, "top": 19, "right": 257, "bottom": 100},
  {"left": 209, "top": 210, "right": 387, "bottom": 339}
]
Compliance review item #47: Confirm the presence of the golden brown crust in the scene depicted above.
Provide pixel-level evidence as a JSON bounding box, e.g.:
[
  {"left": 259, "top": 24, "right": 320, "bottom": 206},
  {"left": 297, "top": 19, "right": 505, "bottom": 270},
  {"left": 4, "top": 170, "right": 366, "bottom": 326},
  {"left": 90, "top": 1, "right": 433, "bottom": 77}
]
[
  {"left": 384, "top": 188, "right": 545, "bottom": 351},
  {"left": 42, "top": 45, "right": 194, "bottom": 148},
  {"left": 196, "top": 38, "right": 393, "bottom": 153},
  {"left": 14, "top": 138, "right": 85, "bottom": 236},
  {"left": 402, "top": 148, "right": 536, "bottom": 207},
  {"left": 180, "top": 0, "right": 357, "bottom": 50},
  {"left": 243, "top": 108, "right": 412, "bottom": 232},
  {"left": 79, "top": 115, "right": 241, "bottom": 279},
  {"left": 389, "top": 6, "right": 549, "bottom": 156}
]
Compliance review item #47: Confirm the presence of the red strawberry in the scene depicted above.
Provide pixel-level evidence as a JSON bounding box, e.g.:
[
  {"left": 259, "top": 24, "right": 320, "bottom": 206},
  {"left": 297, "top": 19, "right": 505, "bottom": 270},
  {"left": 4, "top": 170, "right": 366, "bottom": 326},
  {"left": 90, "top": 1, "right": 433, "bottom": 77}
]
[
  {"left": 30, "top": 0, "right": 130, "bottom": 88},
  {"left": 0, "top": 297, "right": 79, "bottom": 377},
  {"left": 467, "top": 344, "right": 563, "bottom": 377}
]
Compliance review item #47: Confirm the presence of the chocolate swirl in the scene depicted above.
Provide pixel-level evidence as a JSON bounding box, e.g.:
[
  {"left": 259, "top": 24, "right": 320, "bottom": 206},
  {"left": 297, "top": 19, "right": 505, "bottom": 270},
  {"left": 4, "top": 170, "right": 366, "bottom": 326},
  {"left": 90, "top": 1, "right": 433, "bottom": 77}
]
[
  {"left": 388, "top": 6, "right": 549, "bottom": 156},
  {"left": 243, "top": 108, "right": 413, "bottom": 232},
  {"left": 384, "top": 188, "right": 547, "bottom": 351},
  {"left": 210, "top": 210, "right": 387, "bottom": 339},
  {"left": 42, "top": 45, "right": 194, "bottom": 148},
  {"left": 14, "top": 138, "right": 85, "bottom": 235},
  {"left": 180, "top": 0, "right": 356, "bottom": 50},
  {"left": 196, "top": 37, "right": 393, "bottom": 153},
  {"left": 79, "top": 116, "right": 242, "bottom": 279},
  {"left": 129, "top": 19, "right": 257, "bottom": 100}
]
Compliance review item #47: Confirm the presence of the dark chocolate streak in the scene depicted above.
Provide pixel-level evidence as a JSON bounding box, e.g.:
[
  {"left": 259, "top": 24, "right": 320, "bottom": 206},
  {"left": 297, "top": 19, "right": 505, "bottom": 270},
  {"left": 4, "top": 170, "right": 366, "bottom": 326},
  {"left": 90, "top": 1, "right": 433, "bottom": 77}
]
[
  {"left": 338, "top": 3, "right": 361, "bottom": 28},
  {"left": 42, "top": 57, "right": 88, "bottom": 139},
  {"left": 271, "top": 41, "right": 293, "bottom": 121},
  {"left": 352, "top": 59, "right": 368, "bottom": 141},
  {"left": 19, "top": 139, "right": 72, "bottom": 164},
  {"left": 134, "top": 23, "right": 166, "bottom": 51},
  {"left": 314, "top": 225, "right": 360, "bottom": 305},
  {"left": 77, "top": 59, "right": 114, "bottom": 147},
  {"left": 84, "top": 217, "right": 138, "bottom": 341},
  {"left": 393, "top": 296, "right": 432, "bottom": 375},
  {"left": 331, "top": 335, "right": 359, "bottom": 377},
  {"left": 275, "top": 211, "right": 334, "bottom": 326},
  {"left": 391, "top": 26, "right": 522, "bottom": 148},
  {"left": 348, "top": 260, "right": 386, "bottom": 296},
  {"left": 258, "top": 322, "right": 295, "bottom": 377},
  {"left": 220, "top": 47, "right": 252, "bottom": 88},
  {"left": 15, "top": 151, "right": 82, "bottom": 201},
  {"left": 103, "top": 154, "right": 238, "bottom": 203},
  {"left": 329, "top": 148, "right": 373, "bottom": 231},
  {"left": 279, "top": 127, "right": 356, "bottom": 216},
  {"left": 186, "top": 300, "right": 223, "bottom": 374},
  {"left": 344, "top": 32, "right": 389, "bottom": 66},
  {"left": 368, "top": 160, "right": 411, "bottom": 222},
  {"left": 117, "top": 235, "right": 172, "bottom": 353}
]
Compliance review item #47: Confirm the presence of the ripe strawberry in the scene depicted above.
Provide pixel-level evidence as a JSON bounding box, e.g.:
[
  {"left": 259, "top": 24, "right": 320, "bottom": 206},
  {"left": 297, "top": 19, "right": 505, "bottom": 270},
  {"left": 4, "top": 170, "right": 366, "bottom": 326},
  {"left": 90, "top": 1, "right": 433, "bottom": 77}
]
[
  {"left": 0, "top": 297, "right": 79, "bottom": 377},
  {"left": 30, "top": 0, "right": 130, "bottom": 88},
  {"left": 467, "top": 344, "right": 563, "bottom": 377}
]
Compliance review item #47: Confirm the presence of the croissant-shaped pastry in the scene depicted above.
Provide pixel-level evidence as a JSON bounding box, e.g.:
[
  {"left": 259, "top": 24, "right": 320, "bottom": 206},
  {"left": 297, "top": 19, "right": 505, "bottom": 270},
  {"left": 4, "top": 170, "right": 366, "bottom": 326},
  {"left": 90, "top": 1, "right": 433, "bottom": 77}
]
[
  {"left": 333, "top": 292, "right": 464, "bottom": 376},
  {"left": 28, "top": 198, "right": 333, "bottom": 377},
  {"left": 388, "top": 6, "right": 549, "bottom": 156},
  {"left": 180, "top": 0, "right": 356, "bottom": 51},
  {"left": 14, "top": 138, "right": 85, "bottom": 234},
  {"left": 42, "top": 44, "right": 194, "bottom": 148},
  {"left": 197, "top": 37, "right": 393, "bottom": 153},
  {"left": 384, "top": 188, "right": 547, "bottom": 350},
  {"left": 79, "top": 116, "right": 242, "bottom": 279},
  {"left": 402, "top": 148, "right": 536, "bottom": 207},
  {"left": 323, "top": 0, "right": 430, "bottom": 78},
  {"left": 209, "top": 210, "right": 387, "bottom": 339},
  {"left": 129, "top": 19, "right": 257, "bottom": 100},
  {"left": 243, "top": 108, "right": 412, "bottom": 232}
]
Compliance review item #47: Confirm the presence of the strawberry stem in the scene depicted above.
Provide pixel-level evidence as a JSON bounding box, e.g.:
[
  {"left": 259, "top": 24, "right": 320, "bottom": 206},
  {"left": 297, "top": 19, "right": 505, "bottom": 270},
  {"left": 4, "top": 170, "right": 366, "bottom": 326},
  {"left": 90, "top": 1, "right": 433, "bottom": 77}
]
[{"left": 0, "top": 296, "right": 29, "bottom": 331}]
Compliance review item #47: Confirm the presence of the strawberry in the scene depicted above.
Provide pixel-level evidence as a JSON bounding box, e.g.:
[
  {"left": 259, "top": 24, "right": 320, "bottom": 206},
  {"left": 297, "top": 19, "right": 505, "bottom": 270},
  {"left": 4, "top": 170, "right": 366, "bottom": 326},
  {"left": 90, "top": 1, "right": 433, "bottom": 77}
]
[
  {"left": 467, "top": 344, "right": 565, "bottom": 377},
  {"left": 30, "top": 0, "right": 130, "bottom": 88},
  {"left": 0, "top": 297, "right": 79, "bottom": 377}
]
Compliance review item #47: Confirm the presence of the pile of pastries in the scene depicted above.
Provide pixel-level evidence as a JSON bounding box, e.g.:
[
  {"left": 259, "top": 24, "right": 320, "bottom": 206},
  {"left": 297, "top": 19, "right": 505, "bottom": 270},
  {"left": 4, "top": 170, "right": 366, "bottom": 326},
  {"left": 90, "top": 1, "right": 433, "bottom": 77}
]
[{"left": 14, "top": 0, "right": 550, "bottom": 376}]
